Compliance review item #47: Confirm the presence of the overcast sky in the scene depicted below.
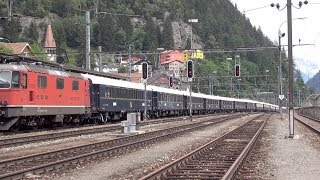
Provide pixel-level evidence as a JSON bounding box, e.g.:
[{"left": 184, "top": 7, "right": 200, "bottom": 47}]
[{"left": 230, "top": 0, "right": 320, "bottom": 82}]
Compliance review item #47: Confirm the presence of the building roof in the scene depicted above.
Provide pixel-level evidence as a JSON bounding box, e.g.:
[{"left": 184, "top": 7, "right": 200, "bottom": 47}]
[
  {"left": 112, "top": 72, "right": 142, "bottom": 83},
  {"left": 0, "top": 42, "right": 32, "bottom": 55},
  {"left": 161, "top": 59, "right": 183, "bottom": 65},
  {"left": 44, "top": 24, "right": 56, "bottom": 48}
]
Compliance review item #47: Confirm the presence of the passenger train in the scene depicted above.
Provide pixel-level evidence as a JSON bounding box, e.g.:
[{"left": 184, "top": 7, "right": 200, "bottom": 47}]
[{"left": 0, "top": 57, "right": 277, "bottom": 131}]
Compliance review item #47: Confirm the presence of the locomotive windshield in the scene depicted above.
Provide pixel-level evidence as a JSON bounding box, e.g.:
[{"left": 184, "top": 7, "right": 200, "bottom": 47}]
[
  {"left": 0, "top": 71, "right": 11, "bottom": 88},
  {"left": 0, "top": 71, "right": 20, "bottom": 88}
]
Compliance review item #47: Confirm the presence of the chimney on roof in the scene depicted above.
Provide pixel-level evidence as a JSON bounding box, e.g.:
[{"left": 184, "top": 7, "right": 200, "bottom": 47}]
[{"left": 44, "top": 24, "right": 57, "bottom": 62}]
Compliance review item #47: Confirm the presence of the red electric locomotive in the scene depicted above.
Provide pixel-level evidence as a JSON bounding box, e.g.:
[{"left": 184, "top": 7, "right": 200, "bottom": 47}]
[{"left": 0, "top": 63, "right": 90, "bottom": 131}]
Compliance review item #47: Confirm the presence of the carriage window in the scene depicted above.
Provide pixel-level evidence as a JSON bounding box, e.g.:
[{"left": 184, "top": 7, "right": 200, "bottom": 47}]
[
  {"left": 72, "top": 80, "right": 79, "bottom": 90},
  {"left": 56, "top": 78, "right": 64, "bottom": 89},
  {"left": 37, "top": 76, "right": 47, "bottom": 88},
  {"left": 11, "top": 71, "right": 20, "bottom": 88}
]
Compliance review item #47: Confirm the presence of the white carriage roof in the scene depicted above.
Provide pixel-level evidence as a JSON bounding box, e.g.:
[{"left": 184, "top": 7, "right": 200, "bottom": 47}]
[{"left": 82, "top": 73, "right": 278, "bottom": 107}]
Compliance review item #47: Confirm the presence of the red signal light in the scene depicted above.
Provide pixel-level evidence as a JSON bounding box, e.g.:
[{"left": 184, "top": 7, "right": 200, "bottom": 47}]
[{"left": 187, "top": 60, "right": 193, "bottom": 78}]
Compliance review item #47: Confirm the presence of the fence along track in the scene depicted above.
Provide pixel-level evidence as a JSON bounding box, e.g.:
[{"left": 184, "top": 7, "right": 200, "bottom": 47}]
[
  {"left": 0, "top": 114, "right": 245, "bottom": 179},
  {"left": 140, "top": 114, "right": 270, "bottom": 180}
]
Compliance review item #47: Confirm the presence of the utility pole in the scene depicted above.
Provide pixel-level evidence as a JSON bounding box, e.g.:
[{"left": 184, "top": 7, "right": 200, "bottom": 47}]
[
  {"left": 7, "top": 0, "right": 13, "bottom": 21},
  {"left": 128, "top": 44, "right": 132, "bottom": 81},
  {"left": 98, "top": 46, "right": 102, "bottom": 72},
  {"left": 86, "top": 10, "right": 91, "bottom": 70},
  {"left": 287, "top": 0, "right": 294, "bottom": 138}
]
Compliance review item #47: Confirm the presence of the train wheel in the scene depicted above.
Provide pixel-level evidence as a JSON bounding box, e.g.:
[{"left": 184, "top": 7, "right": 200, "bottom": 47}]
[
  {"left": 99, "top": 114, "right": 107, "bottom": 124},
  {"left": 29, "top": 118, "right": 39, "bottom": 130},
  {"left": 92, "top": 118, "right": 99, "bottom": 125}
]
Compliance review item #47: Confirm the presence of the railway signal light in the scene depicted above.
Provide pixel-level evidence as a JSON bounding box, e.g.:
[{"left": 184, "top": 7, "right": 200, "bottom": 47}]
[
  {"left": 142, "top": 62, "right": 148, "bottom": 79},
  {"left": 169, "top": 77, "right": 173, "bottom": 87},
  {"left": 235, "top": 64, "right": 240, "bottom": 77},
  {"left": 187, "top": 60, "right": 193, "bottom": 78}
]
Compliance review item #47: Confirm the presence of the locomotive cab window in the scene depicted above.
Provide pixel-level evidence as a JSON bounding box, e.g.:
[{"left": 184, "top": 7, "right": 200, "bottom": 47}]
[
  {"left": 0, "top": 71, "right": 11, "bottom": 88},
  {"left": 38, "top": 76, "right": 47, "bottom": 88},
  {"left": 72, "top": 80, "right": 79, "bottom": 90},
  {"left": 56, "top": 78, "right": 64, "bottom": 89},
  {"left": 11, "top": 71, "right": 20, "bottom": 88}
]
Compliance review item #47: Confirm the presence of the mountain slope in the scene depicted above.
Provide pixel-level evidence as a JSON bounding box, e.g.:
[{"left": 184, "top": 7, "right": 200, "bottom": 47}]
[{"left": 306, "top": 71, "right": 320, "bottom": 93}]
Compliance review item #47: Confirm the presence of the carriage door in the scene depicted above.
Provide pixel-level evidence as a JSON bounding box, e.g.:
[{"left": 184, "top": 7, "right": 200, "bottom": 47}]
[
  {"left": 152, "top": 91, "right": 158, "bottom": 110},
  {"left": 183, "top": 96, "right": 188, "bottom": 110},
  {"left": 203, "top": 98, "right": 207, "bottom": 111}
]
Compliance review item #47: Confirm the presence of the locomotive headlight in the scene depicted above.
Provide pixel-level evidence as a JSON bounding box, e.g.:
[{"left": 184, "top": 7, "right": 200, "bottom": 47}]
[
  {"left": 0, "top": 110, "right": 6, "bottom": 116},
  {"left": 0, "top": 101, "right": 8, "bottom": 106}
]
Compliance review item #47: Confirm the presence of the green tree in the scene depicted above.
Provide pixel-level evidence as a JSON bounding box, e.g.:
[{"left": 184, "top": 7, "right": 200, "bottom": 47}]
[
  {"left": 30, "top": 42, "right": 46, "bottom": 61},
  {"left": 26, "top": 21, "right": 39, "bottom": 43},
  {"left": 52, "top": 21, "right": 67, "bottom": 47},
  {"left": 162, "top": 16, "right": 174, "bottom": 49},
  {"left": 2, "top": 19, "right": 22, "bottom": 42},
  {"left": 0, "top": 44, "right": 12, "bottom": 54},
  {"left": 118, "top": 65, "right": 127, "bottom": 73},
  {"left": 143, "top": 16, "right": 158, "bottom": 50}
]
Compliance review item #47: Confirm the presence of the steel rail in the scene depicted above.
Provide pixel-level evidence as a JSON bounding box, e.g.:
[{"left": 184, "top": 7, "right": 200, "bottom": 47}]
[
  {"left": 294, "top": 117, "right": 320, "bottom": 135},
  {"left": 0, "top": 114, "right": 218, "bottom": 148},
  {"left": 0, "top": 114, "right": 245, "bottom": 179},
  {"left": 139, "top": 114, "right": 269, "bottom": 180},
  {"left": 222, "top": 114, "right": 270, "bottom": 179}
]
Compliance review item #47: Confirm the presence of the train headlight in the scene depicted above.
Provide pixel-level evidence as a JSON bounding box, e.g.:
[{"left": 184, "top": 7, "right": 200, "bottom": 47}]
[
  {"left": 0, "top": 110, "right": 6, "bottom": 116},
  {"left": 0, "top": 101, "right": 8, "bottom": 106}
]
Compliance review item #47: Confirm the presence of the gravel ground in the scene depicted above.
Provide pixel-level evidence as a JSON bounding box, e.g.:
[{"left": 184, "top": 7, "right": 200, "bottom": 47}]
[
  {"left": 236, "top": 113, "right": 320, "bottom": 180},
  {"left": 0, "top": 116, "right": 201, "bottom": 159},
  {"left": 51, "top": 113, "right": 258, "bottom": 180},
  {"left": 5, "top": 112, "right": 318, "bottom": 180}
]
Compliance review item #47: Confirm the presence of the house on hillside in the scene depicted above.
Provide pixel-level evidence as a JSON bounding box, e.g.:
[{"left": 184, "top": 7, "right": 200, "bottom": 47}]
[
  {"left": 94, "top": 62, "right": 119, "bottom": 73},
  {"left": 161, "top": 59, "right": 185, "bottom": 78},
  {"left": 121, "top": 56, "right": 144, "bottom": 66},
  {"left": 0, "top": 42, "right": 33, "bottom": 57},
  {"left": 160, "top": 50, "right": 184, "bottom": 64}
]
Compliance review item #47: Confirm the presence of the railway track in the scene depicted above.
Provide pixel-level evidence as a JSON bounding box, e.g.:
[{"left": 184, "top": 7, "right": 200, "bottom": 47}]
[
  {"left": 0, "top": 113, "right": 249, "bottom": 179},
  {"left": 140, "top": 114, "right": 270, "bottom": 180},
  {"left": 295, "top": 115, "right": 320, "bottom": 135},
  {"left": 0, "top": 114, "right": 221, "bottom": 148}
]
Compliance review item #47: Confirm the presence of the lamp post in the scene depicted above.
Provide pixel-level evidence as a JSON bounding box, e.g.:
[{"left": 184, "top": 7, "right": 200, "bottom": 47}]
[
  {"left": 278, "top": 28, "right": 285, "bottom": 118},
  {"left": 0, "top": 37, "right": 10, "bottom": 43},
  {"left": 278, "top": 17, "right": 307, "bottom": 118},
  {"left": 188, "top": 19, "right": 198, "bottom": 49}
]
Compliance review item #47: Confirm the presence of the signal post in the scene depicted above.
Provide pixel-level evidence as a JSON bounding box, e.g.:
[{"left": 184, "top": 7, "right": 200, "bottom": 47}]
[
  {"left": 142, "top": 62, "right": 148, "bottom": 121},
  {"left": 187, "top": 60, "right": 194, "bottom": 120}
]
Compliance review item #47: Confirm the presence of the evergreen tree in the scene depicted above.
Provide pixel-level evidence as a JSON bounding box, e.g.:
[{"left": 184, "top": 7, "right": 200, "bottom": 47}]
[
  {"left": 26, "top": 21, "right": 39, "bottom": 43},
  {"left": 2, "top": 19, "right": 22, "bottom": 42},
  {"left": 162, "top": 16, "right": 174, "bottom": 49},
  {"left": 143, "top": 16, "right": 158, "bottom": 50}
]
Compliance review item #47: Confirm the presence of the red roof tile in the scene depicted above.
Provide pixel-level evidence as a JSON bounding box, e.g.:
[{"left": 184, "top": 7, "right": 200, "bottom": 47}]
[{"left": 0, "top": 42, "right": 31, "bottom": 54}]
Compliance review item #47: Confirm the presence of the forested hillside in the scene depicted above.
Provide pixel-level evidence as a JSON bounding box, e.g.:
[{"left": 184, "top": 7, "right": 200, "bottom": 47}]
[{"left": 0, "top": 0, "right": 310, "bottom": 102}]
